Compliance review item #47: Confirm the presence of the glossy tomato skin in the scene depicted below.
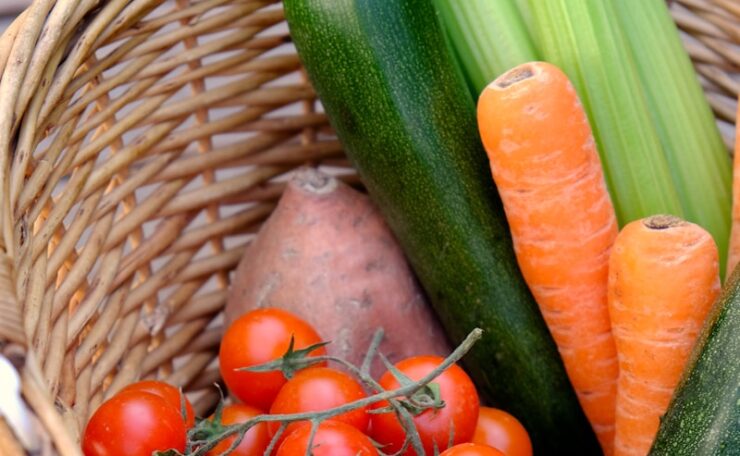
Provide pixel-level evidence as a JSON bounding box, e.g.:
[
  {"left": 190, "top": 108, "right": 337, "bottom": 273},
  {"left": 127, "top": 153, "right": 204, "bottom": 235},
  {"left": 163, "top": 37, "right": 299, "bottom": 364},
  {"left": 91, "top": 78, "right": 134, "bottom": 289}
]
[
  {"left": 205, "top": 404, "right": 271, "bottom": 456},
  {"left": 439, "top": 442, "right": 506, "bottom": 455},
  {"left": 472, "top": 407, "right": 533, "bottom": 456},
  {"left": 369, "top": 355, "right": 480, "bottom": 455},
  {"left": 82, "top": 390, "right": 186, "bottom": 456},
  {"left": 269, "top": 366, "right": 369, "bottom": 447},
  {"left": 276, "top": 420, "right": 378, "bottom": 456},
  {"left": 119, "top": 380, "right": 196, "bottom": 427},
  {"left": 219, "top": 308, "right": 327, "bottom": 410}
]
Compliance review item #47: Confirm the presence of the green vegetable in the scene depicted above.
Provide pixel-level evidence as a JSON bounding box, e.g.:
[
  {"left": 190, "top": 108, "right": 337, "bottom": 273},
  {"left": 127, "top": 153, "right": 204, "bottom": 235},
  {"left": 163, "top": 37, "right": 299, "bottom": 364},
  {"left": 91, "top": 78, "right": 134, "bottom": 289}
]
[
  {"left": 433, "top": 0, "right": 538, "bottom": 97},
  {"left": 283, "top": 0, "right": 600, "bottom": 453},
  {"left": 526, "top": 0, "right": 731, "bottom": 277},
  {"left": 613, "top": 0, "right": 732, "bottom": 279},
  {"left": 649, "top": 267, "right": 740, "bottom": 455}
]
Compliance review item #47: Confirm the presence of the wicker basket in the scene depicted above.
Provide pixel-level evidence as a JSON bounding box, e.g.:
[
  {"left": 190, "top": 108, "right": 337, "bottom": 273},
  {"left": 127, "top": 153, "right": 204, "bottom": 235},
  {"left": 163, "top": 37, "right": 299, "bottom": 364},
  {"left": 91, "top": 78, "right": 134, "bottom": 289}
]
[{"left": 0, "top": 0, "right": 736, "bottom": 455}]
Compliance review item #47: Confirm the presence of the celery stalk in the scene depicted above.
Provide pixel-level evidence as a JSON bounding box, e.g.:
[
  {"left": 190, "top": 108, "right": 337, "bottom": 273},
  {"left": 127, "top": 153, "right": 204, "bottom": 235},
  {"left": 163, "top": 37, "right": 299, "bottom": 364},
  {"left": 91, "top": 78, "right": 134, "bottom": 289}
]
[
  {"left": 613, "top": 0, "right": 732, "bottom": 277},
  {"left": 511, "top": 0, "right": 535, "bottom": 39},
  {"left": 433, "top": 0, "right": 538, "bottom": 97},
  {"left": 526, "top": 1, "right": 685, "bottom": 227},
  {"left": 527, "top": 0, "right": 731, "bottom": 276},
  {"left": 438, "top": 0, "right": 731, "bottom": 275}
]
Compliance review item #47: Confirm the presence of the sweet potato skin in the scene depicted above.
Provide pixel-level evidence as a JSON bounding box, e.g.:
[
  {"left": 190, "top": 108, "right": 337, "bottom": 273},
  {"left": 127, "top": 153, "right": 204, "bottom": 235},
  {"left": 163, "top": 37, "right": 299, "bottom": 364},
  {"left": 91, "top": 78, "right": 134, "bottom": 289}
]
[{"left": 225, "top": 168, "right": 451, "bottom": 373}]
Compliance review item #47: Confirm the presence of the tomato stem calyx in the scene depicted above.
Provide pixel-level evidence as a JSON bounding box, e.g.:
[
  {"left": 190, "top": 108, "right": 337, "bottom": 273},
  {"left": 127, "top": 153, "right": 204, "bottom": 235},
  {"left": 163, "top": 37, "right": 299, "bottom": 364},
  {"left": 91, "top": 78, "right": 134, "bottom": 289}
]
[{"left": 237, "top": 337, "right": 331, "bottom": 380}]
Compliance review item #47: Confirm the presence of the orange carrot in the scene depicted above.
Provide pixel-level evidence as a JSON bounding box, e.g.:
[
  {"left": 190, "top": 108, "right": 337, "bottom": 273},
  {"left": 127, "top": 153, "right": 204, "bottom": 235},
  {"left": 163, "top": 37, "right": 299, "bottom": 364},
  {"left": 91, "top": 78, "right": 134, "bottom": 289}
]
[
  {"left": 607, "top": 215, "right": 720, "bottom": 456},
  {"left": 726, "top": 98, "right": 740, "bottom": 276},
  {"left": 477, "top": 61, "right": 618, "bottom": 455}
]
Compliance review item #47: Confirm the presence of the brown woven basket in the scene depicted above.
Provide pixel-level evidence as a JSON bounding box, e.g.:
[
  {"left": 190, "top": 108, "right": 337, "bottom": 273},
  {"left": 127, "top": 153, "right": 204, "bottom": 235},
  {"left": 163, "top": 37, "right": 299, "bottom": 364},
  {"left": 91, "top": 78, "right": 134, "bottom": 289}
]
[{"left": 0, "top": 0, "right": 736, "bottom": 455}]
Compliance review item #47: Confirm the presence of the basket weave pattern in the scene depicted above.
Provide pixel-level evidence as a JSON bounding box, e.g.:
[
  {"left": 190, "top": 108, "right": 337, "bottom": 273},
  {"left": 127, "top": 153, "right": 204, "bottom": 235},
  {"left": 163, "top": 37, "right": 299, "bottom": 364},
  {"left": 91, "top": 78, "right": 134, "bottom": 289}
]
[
  {"left": 0, "top": 0, "right": 736, "bottom": 455},
  {"left": 671, "top": 0, "right": 739, "bottom": 149},
  {"left": 0, "top": 0, "right": 352, "bottom": 453}
]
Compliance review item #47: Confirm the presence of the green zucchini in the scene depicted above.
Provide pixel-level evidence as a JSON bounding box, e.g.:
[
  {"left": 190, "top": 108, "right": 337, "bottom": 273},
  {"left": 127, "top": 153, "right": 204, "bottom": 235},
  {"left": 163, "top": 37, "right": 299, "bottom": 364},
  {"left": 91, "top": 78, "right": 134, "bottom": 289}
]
[
  {"left": 283, "top": 0, "right": 600, "bottom": 453},
  {"left": 649, "top": 268, "right": 740, "bottom": 455}
]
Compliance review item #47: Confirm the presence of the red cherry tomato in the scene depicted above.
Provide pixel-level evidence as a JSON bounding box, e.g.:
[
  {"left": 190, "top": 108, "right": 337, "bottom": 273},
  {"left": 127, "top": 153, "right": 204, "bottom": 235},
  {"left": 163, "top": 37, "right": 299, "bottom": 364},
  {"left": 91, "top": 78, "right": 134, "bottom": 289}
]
[
  {"left": 440, "top": 443, "right": 506, "bottom": 455},
  {"left": 269, "top": 366, "right": 369, "bottom": 447},
  {"left": 205, "top": 404, "right": 271, "bottom": 456},
  {"left": 219, "top": 308, "right": 327, "bottom": 410},
  {"left": 369, "top": 355, "right": 480, "bottom": 455},
  {"left": 276, "top": 420, "right": 378, "bottom": 456},
  {"left": 119, "top": 380, "right": 196, "bottom": 428},
  {"left": 472, "top": 407, "right": 533, "bottom": 456},
  {"left": 82, "top": 390, "right": 186, "bottom": 456}
]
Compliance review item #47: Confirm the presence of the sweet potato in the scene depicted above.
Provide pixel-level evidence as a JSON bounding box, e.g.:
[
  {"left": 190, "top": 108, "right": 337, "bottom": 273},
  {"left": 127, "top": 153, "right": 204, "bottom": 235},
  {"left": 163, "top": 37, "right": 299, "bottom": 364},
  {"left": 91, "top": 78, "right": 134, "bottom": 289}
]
[{"left": 225, "top": 167, "right": 451, "bottom": 374}]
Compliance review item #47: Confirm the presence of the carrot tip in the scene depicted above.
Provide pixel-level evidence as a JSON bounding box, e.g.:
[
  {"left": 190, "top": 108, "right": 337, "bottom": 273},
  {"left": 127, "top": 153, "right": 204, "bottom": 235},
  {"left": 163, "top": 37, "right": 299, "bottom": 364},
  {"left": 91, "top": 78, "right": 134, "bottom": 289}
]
[
  {"left": 494, "top": 65, "right": 534, "bottom": 89},
  {"left": 643, "top": 214, "right": 685, "bottom": 230}
]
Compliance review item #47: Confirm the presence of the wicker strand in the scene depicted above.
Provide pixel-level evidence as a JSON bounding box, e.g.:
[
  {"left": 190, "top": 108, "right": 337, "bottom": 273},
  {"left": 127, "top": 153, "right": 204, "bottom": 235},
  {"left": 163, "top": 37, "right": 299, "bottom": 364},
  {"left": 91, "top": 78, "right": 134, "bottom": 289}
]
[
  {"left": 22, "top": 354, "right": 81, "bottom": 456},
  {"left": 0, "top": 253, "right": 24, "bottom": 346},
  {"left": 10, "top": 25, "right": 73, "bottom": 213},
  {"left": 12, "top": 0, "right": 79, "bottom": 132},
  {"left": 0, "top": 9, "right": 27, "bottom": 73},
  {"left": 166, "top": 351, "right": 216, "bottom": 387},
  {"left": 672, "top": 0, "right": 739, "bottom": 148},
  {"left": 0, "top": 1, "right": 53, "bottom": 257},
  {"left": 0, "top": 417, "right": 25, "bottom": 456},
  {"left": 23, "top": 244, "right": 47, "bottom": 344}
]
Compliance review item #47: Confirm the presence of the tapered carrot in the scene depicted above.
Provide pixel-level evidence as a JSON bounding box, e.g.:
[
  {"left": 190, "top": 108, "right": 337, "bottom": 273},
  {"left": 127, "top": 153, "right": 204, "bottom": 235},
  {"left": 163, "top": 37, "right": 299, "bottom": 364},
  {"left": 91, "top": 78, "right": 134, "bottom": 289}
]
[
  {"left": 608, "top": 215, "right": 720, "bottom": 456},
  {"left": 477, "top": 61, "right": 618, "bottom": 455},
  {"left": 726, "top": 98, "right": 740, "bottom": 276}
]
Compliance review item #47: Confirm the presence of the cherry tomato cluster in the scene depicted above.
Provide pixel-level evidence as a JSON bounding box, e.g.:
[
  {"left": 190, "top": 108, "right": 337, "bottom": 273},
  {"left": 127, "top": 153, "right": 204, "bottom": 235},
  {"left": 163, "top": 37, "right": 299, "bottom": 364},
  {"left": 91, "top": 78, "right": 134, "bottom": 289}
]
[{"left": 81, "top": 307, "right": 533, "bottom": 456}]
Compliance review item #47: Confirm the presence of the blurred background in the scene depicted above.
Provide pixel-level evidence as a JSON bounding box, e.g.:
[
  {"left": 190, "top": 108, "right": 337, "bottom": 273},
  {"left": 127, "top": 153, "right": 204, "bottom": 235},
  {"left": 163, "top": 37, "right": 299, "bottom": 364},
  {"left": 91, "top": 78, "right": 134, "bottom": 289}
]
[{"left": 0, "top": 1, "right": 31, "bottom": 33}]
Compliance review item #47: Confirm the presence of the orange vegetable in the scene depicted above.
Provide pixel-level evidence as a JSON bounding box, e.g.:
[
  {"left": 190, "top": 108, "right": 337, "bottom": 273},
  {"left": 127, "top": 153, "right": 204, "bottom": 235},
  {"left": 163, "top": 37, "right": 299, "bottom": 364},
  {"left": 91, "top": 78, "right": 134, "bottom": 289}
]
[
  {"left": 439, "top": 443, "right": 506, "bottom": 456},
  {"left": 607, "top": 215, "right": 720, "bottom": 455},
  {"left": 472, "top": 407, "right": 532, "bottom": 456},
  {"left": 225, "top": 168, "right": 450, "bottom": 378},
  {"left": 477, "top": 61, "right": 618, "bottom": 454},
  {"left": 726, "top": 98, "right": 740, "bottom": 276},
  {"left": 205, "top": 404, "right": 270, "bottom": 456},
  {"left": 118, "top": 380, "right": 195, "bottom": 428}
]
